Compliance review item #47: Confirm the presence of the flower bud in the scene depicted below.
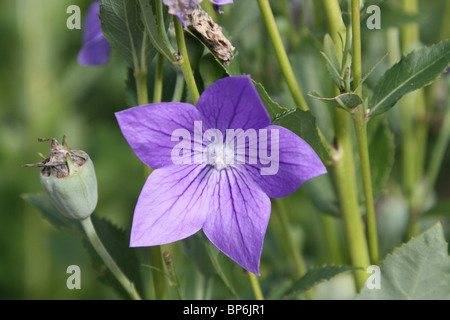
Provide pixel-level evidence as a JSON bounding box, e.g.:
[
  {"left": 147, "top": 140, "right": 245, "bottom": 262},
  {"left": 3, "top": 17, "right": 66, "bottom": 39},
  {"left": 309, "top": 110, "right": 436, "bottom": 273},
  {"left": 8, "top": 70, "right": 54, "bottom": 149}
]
[{"left": 25, "top": 137, "right": 98, "bottom": 220}]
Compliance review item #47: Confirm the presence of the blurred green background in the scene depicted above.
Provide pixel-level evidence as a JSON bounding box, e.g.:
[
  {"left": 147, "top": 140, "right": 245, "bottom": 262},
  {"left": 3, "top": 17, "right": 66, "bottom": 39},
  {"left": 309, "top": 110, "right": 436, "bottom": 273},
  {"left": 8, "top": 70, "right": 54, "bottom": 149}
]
[
  {"left": 0, "top": 0, "right": 144, "bottom": 299},
  {"left": 1, "top": 0, "right": 449, "bottom": 299}
]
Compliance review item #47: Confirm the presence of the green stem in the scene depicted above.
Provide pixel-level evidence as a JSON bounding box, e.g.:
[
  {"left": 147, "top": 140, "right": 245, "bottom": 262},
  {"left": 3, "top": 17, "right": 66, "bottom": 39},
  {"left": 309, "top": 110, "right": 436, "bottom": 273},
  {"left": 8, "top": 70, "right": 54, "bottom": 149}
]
[
  {"left": 248, "top": 272, "right": 264, "bottom": 300},
  {"left": 319, "top": 214, "right": 344, "bottom": 265},
  {"left": 352, "top": 112, "right": 379, "bottom": 266},
  {"left": 256, "top": 0, "right": 334, "bottom": 160},
  {"left": 149, "top": 245, "right": 167, "bottom": 299},
  {"left": 273, "top": 199, "right": 308, "bottom": 278},
  {"left": 171, "top": 73, "right": 185, "bottom": 102},
  {"left": 256, "top": 0, "right": 307, "bottom": 111},
  {"left": 135, "top": 69, "right": 149, "bottom": 106},
  {"left": 322, "top": 0, "right": 370, "bottom": 291},
  {"left": 162, "top": 251, "right": 183, "bottom": 300},
  {"left": 135, "top": 61, "right": 167, "bottom": 300},
  {"left": 273, "top": 199, "right": 315, "bottom": 299},
  {"left": 351, "top": 0, "right": 379, "bottom": 266},
  {"left": 80, "top": 217, "right": 142, "bottom": 300},
  {"left": 440, "top": 0, "right": 450, "bottom": 41},
  {"left": 280, "top": 0, "right": 301, "bottom": 48},
  {"left": 351, "top": 0, "right": 362, "bottom": 94},
  {"left": 153, "top": 53, "right": 164, "bottom": 103},
  {"left": 400, "top": 0, "right": 425, "bottom": 239},
  {"left": 423, "top": 79, "right": 450, "bottom": 207},
  {"left": 332, "top": 115, "right": 370, "bottom": 290},
  {"left": 139, "top": 0, "right": 177, "bottom": 63},
  {"left": 173, "top": 17, "right": 200, "bottom": 104}
]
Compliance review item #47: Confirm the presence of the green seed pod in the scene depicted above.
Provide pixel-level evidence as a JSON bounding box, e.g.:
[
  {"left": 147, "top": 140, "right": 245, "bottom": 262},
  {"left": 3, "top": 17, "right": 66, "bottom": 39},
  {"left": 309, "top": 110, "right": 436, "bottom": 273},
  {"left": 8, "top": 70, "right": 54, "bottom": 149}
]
[{"left": 25, "top": 137, "right": 98, "bottom": 220}]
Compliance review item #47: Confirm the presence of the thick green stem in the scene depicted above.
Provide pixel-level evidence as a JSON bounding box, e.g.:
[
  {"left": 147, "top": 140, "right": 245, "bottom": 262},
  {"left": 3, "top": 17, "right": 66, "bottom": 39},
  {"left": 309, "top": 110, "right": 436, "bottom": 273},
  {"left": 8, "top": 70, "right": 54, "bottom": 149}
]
[
  {"left": 174, "top": 17, "right": 200, "bottom": 104},
  {"left": 352, "top": 112, "right": 379, "bottom": 265},
  {"left": 351, "top": 0, "right": 379, "bottom": 266},
  {"left": 153, "top": 53, "right": 164, "bottom": 103},
  {"left": 256, "top": 0, "right": 307, "bottom": 111},
  {"left": 80, "top": 217, "right": 142, "bottom": 300},
  {"left": 248, "top": 272, "right": 264, "bottom": 300},
  {"left": 171, "top": 73, "right": 185, "bottom": 102},
  {"left": 322, "top": 0, "right": 370, "bottom": 291},
  {"left": 332, "top": 112, "right": 370, "bottom": 291},
  {"left": 319, "top": 215, "right": 344, "bottom": 265},
  {"left": 135, "top": 70, "right": 149, "bottom": 106},
  {"left": 256, "top": 0, "right": 334, "bottom": 160}
]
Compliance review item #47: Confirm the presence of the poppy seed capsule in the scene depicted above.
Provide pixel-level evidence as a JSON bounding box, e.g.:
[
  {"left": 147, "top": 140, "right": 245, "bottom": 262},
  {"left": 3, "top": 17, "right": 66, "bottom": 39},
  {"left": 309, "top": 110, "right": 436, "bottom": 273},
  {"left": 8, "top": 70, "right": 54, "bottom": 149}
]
[{"left": 25, "top": 137, "right": 98, "bottom": 220}]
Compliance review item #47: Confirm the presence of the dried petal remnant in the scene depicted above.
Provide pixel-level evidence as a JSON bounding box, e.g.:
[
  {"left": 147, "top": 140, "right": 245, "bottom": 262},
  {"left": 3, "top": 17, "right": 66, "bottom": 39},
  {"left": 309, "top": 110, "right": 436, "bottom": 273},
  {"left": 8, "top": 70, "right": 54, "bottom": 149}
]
[
  {"left": 187, "top": 6, "right": 235, "bottom": 65},
  {"left": 24, "top": 137, "right": 87, "bottom": 178}
]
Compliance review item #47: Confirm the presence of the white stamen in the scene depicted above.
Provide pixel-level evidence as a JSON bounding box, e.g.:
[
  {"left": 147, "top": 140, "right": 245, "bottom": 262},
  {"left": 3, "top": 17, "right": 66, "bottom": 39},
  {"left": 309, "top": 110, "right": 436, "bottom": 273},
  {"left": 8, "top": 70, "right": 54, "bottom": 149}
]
[{"left": 205, "top": 140, "right": 235, "bottom": 171}]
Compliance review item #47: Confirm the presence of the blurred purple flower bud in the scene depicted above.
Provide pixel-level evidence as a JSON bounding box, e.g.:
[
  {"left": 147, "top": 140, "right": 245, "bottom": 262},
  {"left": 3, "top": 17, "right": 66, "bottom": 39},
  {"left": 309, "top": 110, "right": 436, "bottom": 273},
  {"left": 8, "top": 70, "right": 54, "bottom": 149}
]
[{"left": 78, "top": 1, "right": 110, "bottom": 66}]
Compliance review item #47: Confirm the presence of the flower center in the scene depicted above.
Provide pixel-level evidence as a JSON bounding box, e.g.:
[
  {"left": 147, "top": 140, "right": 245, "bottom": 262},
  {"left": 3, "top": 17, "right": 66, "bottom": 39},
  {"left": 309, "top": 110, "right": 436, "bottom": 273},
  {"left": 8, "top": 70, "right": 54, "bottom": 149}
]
[{"left": 205, "top": 140, "right": 235, "bottom": 171}]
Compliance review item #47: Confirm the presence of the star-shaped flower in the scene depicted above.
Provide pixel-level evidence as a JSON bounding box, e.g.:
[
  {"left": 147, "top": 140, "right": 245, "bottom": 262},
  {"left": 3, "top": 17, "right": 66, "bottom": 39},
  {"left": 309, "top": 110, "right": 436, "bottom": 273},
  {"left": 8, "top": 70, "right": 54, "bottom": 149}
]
[
  {"left": 115, "top": 76, "right": 326, "bottom": 274},
  {"left": 78, "top": 1, "right": 110, "bottom": 66},
  {"left": 163, "top": 0, "right": 233, "bottom": 27}
]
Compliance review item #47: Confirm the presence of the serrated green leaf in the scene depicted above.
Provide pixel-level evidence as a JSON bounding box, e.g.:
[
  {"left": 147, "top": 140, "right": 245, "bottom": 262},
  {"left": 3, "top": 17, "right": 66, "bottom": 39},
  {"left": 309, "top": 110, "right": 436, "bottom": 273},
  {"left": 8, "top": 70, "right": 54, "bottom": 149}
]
[
  {"left": 100, "top": 0, "right": 156, "bottom": 69},
  {"left": 369, "top": 40, "right": 450, "bottom": 116},
  {"left": 309, "top": 91, "right": 363, "bottom": 111},
  {"left": 199, "top": 53, "right": 228, "bottom": 89},
  {"left": 138, "top": 0, "right": 176, "bottom": 63},
  {"left": 357, "top": 223, "right": 450, "bottom": 300},
  {"left": 273, "top": 108, "right": 331, "bottom": 163},
  {"left": 283, "top": 265, "right": 360, "bottom": 299},
  {"left": 253, "top": 81, "right": 331, "bottom": 163},
  {"left": 253, "top": 80, "right": 291, "bottom": 121}
]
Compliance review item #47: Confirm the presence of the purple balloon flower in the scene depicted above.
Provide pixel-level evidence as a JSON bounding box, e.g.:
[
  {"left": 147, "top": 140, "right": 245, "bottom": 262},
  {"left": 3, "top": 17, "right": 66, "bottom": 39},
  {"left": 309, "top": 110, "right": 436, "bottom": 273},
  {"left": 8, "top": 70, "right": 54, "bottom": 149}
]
[
  {"left": 163, "top": 0, "right": 233, "bottom": 27},
  {"left": 115, "top": 76, "right": 326, "bottom": 274},
  {"left": 78, "top": 1, "right": 110, "bottom": 66}
]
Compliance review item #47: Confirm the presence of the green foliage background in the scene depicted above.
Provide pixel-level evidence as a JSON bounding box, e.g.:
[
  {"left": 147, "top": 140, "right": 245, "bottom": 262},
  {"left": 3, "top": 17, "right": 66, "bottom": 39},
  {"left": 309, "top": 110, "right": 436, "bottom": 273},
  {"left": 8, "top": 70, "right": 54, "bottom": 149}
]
[{"left": 0, "top": 0, "right": 449, "bottom": 299}]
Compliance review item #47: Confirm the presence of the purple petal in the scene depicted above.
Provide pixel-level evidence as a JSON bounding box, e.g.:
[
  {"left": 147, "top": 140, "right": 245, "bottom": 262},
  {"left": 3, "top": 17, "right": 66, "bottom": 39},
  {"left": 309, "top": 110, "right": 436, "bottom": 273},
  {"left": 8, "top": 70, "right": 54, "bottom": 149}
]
[
  {"left": 77, "top": 1, "right": 110, "bottom": 65},
  {"left": 244, "top": 125, "right": 327, "bottom": 198},
  {"left": 130, "top": 164, "right": 212, "bottom": 246},
  {"left": 210, "top": 0, "right": 233, "bottom": 13},
  {"left": 115, "top": 103, "right": 202, "bottom": 169},
  {"left": 163, "top": 0, "right": 202, "bottom": 28},
  {"left": 197, "top": 76, "right": 271, "bottom": 136},
  {"left": 202, "top": 168, "right": 271, "bottom": 275},
  {"left": 210, "top": 0, "right": 233, "bottom": 5}
]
